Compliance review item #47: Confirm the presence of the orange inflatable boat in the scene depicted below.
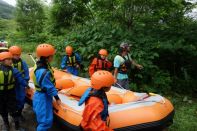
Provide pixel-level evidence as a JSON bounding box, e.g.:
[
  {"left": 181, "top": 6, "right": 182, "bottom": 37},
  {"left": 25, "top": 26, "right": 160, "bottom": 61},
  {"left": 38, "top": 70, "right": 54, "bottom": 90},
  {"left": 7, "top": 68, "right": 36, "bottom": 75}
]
[{"left": 26, "top": 67, "right": 174, "bottom": 130}]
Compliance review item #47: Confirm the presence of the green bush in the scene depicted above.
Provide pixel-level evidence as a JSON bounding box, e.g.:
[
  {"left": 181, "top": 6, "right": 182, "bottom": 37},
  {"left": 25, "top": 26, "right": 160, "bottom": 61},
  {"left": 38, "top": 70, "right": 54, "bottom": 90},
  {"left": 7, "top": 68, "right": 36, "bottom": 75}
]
[{"left": 51, "top": 22, "right": 174, "bottom": 93}]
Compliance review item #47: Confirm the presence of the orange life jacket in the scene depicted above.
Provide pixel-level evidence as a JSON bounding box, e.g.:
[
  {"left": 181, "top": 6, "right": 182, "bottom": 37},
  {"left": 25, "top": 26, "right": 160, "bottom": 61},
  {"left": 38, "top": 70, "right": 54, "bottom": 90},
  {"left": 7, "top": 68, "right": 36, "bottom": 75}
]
[
  {"left": 81, "top": 97, "right": 113, "bottom": 131},
  {"left": 89, "top": 57, "right": 112, "bottom": 77}
]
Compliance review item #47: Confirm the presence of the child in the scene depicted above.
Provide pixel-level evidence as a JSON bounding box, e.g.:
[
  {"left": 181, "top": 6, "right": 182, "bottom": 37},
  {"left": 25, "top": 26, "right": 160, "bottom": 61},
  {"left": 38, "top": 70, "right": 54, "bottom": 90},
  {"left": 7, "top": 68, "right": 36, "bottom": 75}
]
[
  {"left": 89, "top": 49, "right": 112, "bottom": 77},
  {"left": 79, "top": 70, "right": 114, "bottom": 131},
  {"left": 9, "top": 46, "right": 30, "bottom": 120},
  {"left": 0, "top": 52, "right": 27, "bottom": 130},
  {"left": 33, "top": 44, "right": 61, "bottom": 131},
  {"left": 61, "top": 45, "right": 82, "bottom": 76}
]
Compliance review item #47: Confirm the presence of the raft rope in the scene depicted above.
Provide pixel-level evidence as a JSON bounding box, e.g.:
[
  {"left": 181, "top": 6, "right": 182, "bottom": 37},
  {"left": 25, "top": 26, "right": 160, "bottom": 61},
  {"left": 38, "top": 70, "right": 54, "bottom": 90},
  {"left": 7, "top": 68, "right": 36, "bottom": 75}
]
[{"left": 114, "top": 83, "right": 165, "bottom": 104}]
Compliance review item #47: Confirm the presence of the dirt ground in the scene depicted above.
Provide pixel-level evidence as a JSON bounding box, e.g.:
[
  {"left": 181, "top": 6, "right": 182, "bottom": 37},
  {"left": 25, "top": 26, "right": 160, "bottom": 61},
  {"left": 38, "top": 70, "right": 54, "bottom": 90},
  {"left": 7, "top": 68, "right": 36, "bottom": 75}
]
[{"left": 0, "top": 104, "right": 64, "bottom": 131}]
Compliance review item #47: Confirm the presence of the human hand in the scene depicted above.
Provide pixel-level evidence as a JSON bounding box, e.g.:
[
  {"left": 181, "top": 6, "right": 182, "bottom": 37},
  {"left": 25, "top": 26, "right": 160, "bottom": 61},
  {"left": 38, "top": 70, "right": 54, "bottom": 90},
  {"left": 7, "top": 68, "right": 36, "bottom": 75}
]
[
  {"left": 136, "top": 64, "right": 143, "bottom": 70},
  {"left": 56, "top": 99, "right": 61, "bottom": 106},
  {"left": 114, "top": 78, "right": 117, "bottom": 83},
  {"left": 76, "top": 64, "right": 80, "bottom": 68},
  {"left": 63, "top": 69, "right": 67, "bottom": 72}
]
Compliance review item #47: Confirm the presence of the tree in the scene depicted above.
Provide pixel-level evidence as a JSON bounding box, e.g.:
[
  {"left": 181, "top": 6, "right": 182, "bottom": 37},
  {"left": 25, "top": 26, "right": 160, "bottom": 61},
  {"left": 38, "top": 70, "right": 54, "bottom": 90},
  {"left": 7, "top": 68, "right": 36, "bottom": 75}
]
[
  {"left": 91, "top": 0, "right": 196, "bottom": 30},
  {"left": 50, "top": 0, "right": 91, "bottom": 34},
  {"left": 16, "top": 0, "right": 45, "bottom": 36}
]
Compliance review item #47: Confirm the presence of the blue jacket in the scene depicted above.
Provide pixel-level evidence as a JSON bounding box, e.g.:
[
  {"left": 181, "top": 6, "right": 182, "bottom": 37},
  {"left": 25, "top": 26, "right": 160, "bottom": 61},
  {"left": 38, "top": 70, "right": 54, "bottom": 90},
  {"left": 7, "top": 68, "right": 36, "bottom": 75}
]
[
  {"left": 61, "top": 52, "right": 81, "bottom": 75},
  {"left": 21, "top": 60, "right": 30, "bottom": 81},
  {"left": 14, "top": 60, "right": 30, "bottom": 110},
  {"left": 15, "top": 60, "right": 30, "bottom": 84},
  {"left": 13, "top": 67, "right": 28, "bottom": 87},
  {"left": 33, "top": 66, "right": 58, "bottom": 131},
  {"left": 34, "top": 68, "right": 58, "bottom": 97}
]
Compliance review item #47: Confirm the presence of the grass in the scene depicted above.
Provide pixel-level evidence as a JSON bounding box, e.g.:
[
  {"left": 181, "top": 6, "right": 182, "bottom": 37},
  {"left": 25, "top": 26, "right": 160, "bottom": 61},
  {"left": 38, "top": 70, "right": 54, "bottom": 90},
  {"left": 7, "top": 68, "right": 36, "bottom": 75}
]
[
  {"left": 21, "top": 52, "right": 197, "bottom": 131},
  {"left": 168, "top": 95, "right": 197, "bottom": 131}
]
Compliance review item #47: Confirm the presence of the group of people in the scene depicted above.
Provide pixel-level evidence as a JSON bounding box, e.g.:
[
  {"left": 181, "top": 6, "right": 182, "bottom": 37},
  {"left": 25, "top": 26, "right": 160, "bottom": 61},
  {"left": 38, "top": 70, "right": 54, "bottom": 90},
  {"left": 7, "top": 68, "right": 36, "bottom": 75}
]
[
  {"left": 60, "top": 42, "right": 142, "bottom": 130},
  {"left": 61, "top": 42, "right": 143, "bottom": 89},
  {"left": 0, "top": 41, "right": 143, "bottom": 131},
  {"left": 0, "top": 46, "right": 29, "bottom": 131}
]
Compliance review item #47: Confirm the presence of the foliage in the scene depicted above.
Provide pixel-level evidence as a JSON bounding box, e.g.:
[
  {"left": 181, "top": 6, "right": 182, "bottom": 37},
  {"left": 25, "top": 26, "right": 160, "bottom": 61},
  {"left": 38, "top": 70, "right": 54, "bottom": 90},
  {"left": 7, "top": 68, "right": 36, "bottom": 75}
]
[
  {"left": 0, "top": 19, "right": 16, "bottom": 41},
  {"left": 15, "top": 0, "right": 45, "bottom": 36},
  {"left": 169, "top": 95, "right": 197, "bottom": 131},
  {"left": 1, "top": 0, "right": 196, "bottom": 95},
  {"left": 50, "top": 0, "right": 92, "bottom": 34},
  {"left": 1, "top": 1, "right": 196, "bottom": 129}
]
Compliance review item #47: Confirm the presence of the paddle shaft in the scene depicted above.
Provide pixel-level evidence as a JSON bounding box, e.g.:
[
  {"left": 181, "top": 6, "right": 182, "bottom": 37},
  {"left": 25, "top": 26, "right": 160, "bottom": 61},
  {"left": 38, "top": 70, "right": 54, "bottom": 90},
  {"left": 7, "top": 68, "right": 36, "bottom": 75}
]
[{"left": 28, "top": 53, "right": 36, "bottom": 64}]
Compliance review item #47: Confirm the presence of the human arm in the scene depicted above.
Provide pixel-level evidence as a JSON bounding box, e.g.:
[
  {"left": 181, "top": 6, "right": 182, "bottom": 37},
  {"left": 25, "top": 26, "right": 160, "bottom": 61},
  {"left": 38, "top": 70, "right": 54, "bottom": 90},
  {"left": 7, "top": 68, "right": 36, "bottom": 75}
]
[
  {"left": 75, "top": 53, "right": 82, "bottom": 68},
  {"left": 60, "top": 56, "right": 67, "bottom": 70},
  {"left": 22, "top": 61, "right": 30, "bottom": 81},
  {"left": 114, "top": 68, "right": 118, "bottom": 83},
  {"left": 37, "top": 70, "right": 61, "bottom": 104},
  {"left": 131, "top": 60, "right": 143, "bottom": 69},
  {"left": 113, "top": 56, "right": 121, "bottom": 82},
  {"left": 88, "top": 58, "right": 97, "bottom": 77},
  {"left": 13, "top": 68, "right": 28, "bottom": 87}
]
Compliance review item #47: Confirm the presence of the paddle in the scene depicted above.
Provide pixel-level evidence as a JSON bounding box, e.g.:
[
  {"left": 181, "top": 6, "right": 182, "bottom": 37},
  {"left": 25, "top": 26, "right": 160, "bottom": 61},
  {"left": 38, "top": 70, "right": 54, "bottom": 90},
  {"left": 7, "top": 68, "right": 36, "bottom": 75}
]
[{"left": 28, "top": 53, "right": 36, "bottom": 64}]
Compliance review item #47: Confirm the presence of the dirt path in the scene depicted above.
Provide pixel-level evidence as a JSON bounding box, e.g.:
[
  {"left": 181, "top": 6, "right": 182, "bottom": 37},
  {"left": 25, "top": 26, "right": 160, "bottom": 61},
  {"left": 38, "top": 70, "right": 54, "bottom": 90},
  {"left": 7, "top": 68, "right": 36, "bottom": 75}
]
[{"left": 0, "top": 104, "right": 63, "bottom": 131}]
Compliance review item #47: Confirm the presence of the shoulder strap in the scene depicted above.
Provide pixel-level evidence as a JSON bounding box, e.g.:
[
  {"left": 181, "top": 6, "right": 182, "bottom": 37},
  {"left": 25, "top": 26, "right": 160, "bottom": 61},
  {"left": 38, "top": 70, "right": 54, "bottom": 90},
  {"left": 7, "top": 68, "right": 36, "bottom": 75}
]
[
  {"left": 38, "top": 69, "right": 48, "bottom": 86},
  {"left": 127, "top": 54, "right": 131, "bottom": 61},
  {"left": 122, "top": 55, "right": 126, "bottom": 60},
  {"left": 34, "top": 63, "right": 48, "bottom": 87},
  {"left": 78, "top": 87, "right": 93, "bottom": 106},
  {"left": 20, "top": 59, "right": 24, "bottom": 71}
]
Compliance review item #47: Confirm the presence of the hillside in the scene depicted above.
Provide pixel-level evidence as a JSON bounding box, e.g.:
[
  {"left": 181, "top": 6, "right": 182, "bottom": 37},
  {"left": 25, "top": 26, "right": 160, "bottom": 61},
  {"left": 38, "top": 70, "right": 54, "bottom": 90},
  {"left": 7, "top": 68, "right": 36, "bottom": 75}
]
[{"left": 0, "top": 0, "right": 15, "bottom": 19}]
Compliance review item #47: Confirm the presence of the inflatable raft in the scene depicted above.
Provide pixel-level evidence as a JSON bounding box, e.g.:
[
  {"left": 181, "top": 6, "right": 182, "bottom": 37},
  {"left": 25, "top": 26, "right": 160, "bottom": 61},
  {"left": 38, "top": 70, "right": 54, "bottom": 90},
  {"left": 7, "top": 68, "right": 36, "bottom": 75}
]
[{"left": 26, "top": 68, "right": 174, "bottom": 130}]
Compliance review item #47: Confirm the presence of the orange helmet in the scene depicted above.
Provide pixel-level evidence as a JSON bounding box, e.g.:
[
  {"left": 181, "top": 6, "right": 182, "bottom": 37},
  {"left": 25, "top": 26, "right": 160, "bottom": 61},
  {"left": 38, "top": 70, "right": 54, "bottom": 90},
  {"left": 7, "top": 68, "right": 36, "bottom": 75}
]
[
  {"left": 9, "top": 46, "right": 22, "bottom": 55},
  {"left": 65, "top": 46, "right": 73, "bottom": 55},
  {"left": 0, "top": 52, "right": 13, "bottom": 61},
  {"left": 91, "top": 70, "right": 115, "bottom": 90},
  {"left": 36, "top": 44, "right": 56, "bottom": 57},
  {"left": 99, "top": 49, "right": 108, "bottom": 56}
]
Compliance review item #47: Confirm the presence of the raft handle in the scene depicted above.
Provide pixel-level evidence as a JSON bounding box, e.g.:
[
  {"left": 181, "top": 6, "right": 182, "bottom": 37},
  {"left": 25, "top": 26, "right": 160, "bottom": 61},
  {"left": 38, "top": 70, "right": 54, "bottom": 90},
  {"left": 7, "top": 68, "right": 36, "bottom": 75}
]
[{"left": 149, "top": 93, "right": 166, "bottom": 104}]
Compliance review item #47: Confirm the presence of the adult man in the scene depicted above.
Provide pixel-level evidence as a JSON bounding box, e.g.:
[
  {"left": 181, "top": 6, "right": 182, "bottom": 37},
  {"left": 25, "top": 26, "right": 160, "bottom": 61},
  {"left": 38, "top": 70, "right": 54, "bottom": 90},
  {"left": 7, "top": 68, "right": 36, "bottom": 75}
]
[{"left": 114, "top": 42, "right": 143, "bottom": 89}]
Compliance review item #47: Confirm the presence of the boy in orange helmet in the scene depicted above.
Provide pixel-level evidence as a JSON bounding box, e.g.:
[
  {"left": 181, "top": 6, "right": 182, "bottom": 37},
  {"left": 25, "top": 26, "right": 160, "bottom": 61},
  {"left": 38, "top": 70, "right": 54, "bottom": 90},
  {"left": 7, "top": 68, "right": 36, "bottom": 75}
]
[
  {"left": 79, "top": 70, "right": 114, "bottom": 131},
  {"left": 9, "top": 45, "right": 30, "bottom": 120},
  {"left": 0, "top": 52, "right": 28, "bottom": 130},
  {"left": 61, "top": 45, "right": 82, "bottom": 76},
  {"left": 89, "top": 49, "right": 112, "bottom": 77}
]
